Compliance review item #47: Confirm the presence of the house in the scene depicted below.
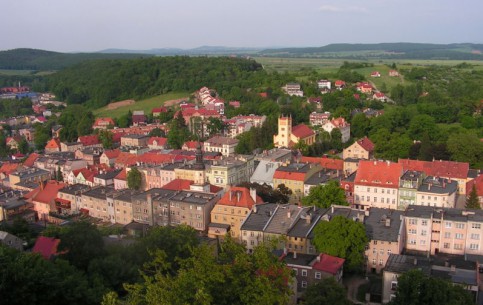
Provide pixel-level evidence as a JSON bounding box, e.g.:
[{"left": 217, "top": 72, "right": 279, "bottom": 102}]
[
  {"left": 466, "top": 174, "right": 483, "bottom": 208},
  {"left": 94, "top": 169, "right": 121, "bottom": 187},
  {"left": 415, "top": 176, "right": 458, "bottom": 208},
  {"left": 22, "top": 153, "right": 40, "bottom": 168},
  {"left": 283, "top": 83, "right": 304, "bottom": 97},
  {"left": 80, "top": 186, "right": 115, "bottom": 222},
  {"left": 334, "top": 80, "right": 346, "bottom": 90},
  {"left": 204, "top": 155, "right": 255, "bottom": 189},
  {"left": 357, "top": 82, "right": 373, "bottom": 94},
  {"left": 100, "top": 149, "right": 121, "bottom": 166},
  {"left": 148, "top": 137, "right": 168, "bottom": 150},
  {"left": 132, "top": 110, "right": 147, "bottom": 126},
  {"left": 321, "top": 117, "right": 351, "bottom": 143},
  {"left": 0, "top": 231, "right": 24, "bottom": 251},
  {"left": 114, "top": 152, "right": 138, "bottom": 169},
  {"left": 371, "top": 71, "right": 381, "bottom": 77},
  {"left": 343, "top": 137, "right": 375, "bottom": 160},
  {"left": 309, "top": 112, "right": 330, "bottom": 126},
  {"left": 317, "top": 79, "right": 331, "bottom": 90},
  {"left": 204, "top": 136, "right": 238, "bottom": 157},
  {"left": 75, "top": 148, "right": 103, "bottom": 165},
  {"left": 92, "top": 117, "right": 115, "bottom": 130},
  {"left": 0, "top": 194, "right": 35, "bottom": 222},
  {"left": 152, "top": 107, "right": 167, "bottom": 117},
  {"left": 250, "top": 160, "right": 282, "bottom": 187},
  {"left": 32, "top": 236, "right": 60, "bottom": 260},
  {"left": 209, "top": 187, "right": 263, "bottom": 240},
  {"left": 25, "top": 180, "right": 66, "bottom": 221},
  {"left": 57, "top": 183, "right": 91, "bottom": 214},
  {"left": 273, "top": 115, "right": 316, "bottom": 148},
  {"left": 389, "top": 70, "right": 399, "bottom": 77},
  {"left": 240, "top": 203, "right": 279, "bottom": 252},
  {"left": 279, "top": 251, "right": 345, "bottom": 294},
  {"left": 398, "top": 170, "right": 424, "bottom": 210},
  {"left": 229, "top": 101, "right": 240, "bottom": 108},
  {"left": 0, "top": 162, "right": 22, "bottom": 182},
  {"left": 5, "top": 136, "right": 23, "bottom": 150},
  {"left": 353, "top": 161, "right": 403, "bottom": 210},
  {"left": 44, "top": 138, "right": 61, "bottom": 153},
  {"left": 299, "top": 156, "right": 344, "bottom": 171},
  {"left": 364, "top": 208, "right": 405, "bottom": 274},
  {"left": 373, "top": 92, "right": 386, "bottom": 102},
  {"left": 77, "top": 135, "right": 101, "bottom": 148},
  {"left": 60, "top": 141, "right": 83, "bottom": 152},
  {"left": 273, "top": 163, "right": 321, "bottom": 203},
  {"left": 303, "top": 169, "right": 342, "bottom": 196},
  {"left": 114, "top": 169, "right": 128, "bottom": 190},
  {"left": 182, "top": 141, "right": 199, "bottom": 151},
  {"left": 9, "top": 167, "right": 51, "bottom": 190},
  {"left": 121, "top": 134, "right": 149, "bottom": 147}
]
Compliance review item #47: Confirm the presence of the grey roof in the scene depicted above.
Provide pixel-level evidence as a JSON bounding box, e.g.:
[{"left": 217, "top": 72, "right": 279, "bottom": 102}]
[
  {"left": 287, "top": 207, "right": 328, "bottom": 238},
  {"left": 364, "top": 208, "right": 403, "bottom": 242},
  {"left": 276, "top": 163, "right": 313, "bottom": 174},
  {"left": 0, "top": 198, "right": 29, "bottom": 210},
  {"left": 132, "top": 188, "right": 175, "bottom": 202},
  {"left": 208, "top": 223, "right": 230, "bottom": 229},
  {"left": 264, "top": 204, "right": 305, "bottom": 234},
  {"left": 59, "top": 183, "right": 91, "bottom": 195},
  {"left": 405, "top": 205, "right": 483, "bottom": 223},
  {"left": 10, "top": 167, "right": 50, "bottom": 179},
  {"left": 385, "top": 254, "right": 431, "bottom": 274},
  {"left": 467, "top": 169, "right": 479, "bottom": 179},
  {"left": 279, "top": 251, "right": 317, "bottom": 267},
  {"left": 255, "top": 148, "right": 292, "bottom": 162},
  {"left": 250, "top": 160, "right": 280, "bottom": 185},
  {"left": 169, "top": 190, "right": 217, "bottom": 205},
  {"left": 401, "top": 170, "right": 423, "bottom": 181},
  {"left": 205, "top": 136, "right": 238, "bottom": 146},
  {"left": 342, "top": 170, "right": 357, "bottom": 182},
  {"left": 308, "top": 206, "right": 365, "bottom": 239},
  {"left": 114, "top": 189, "right": 139, "bottom": 202},
  {"left": 305, "top": 169, "right": 341, "bottom": 186},
  {"left": 95, "top": 169, "right": 121, "bottom": 180},
  {"left": 83, "top": 186, "right": 114, "bottom": 200},
  {"left": 417, "top": 176, "right": 457, "bottom": 194},
  {"left": 241, "top": 203, "right": 278, "bottom": 231},
  {"left": 13, "top": 181, "right": 39, "bottom": 190}
]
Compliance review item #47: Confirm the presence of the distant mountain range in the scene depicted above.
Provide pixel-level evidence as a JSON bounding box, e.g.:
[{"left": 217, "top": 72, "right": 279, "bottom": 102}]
[{"left": 1, "top": 43, "right": 482, "bottom": 71}]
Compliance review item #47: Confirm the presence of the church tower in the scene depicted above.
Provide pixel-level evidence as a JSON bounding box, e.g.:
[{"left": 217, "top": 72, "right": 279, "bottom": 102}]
[{"left": 273, "top": 114, "right": 292, "bottom": 148}]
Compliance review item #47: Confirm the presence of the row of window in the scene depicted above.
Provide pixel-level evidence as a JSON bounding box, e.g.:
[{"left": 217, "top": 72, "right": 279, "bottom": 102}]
[
  {"left": 408, "top": 219, "right": 481, "bottom": 230},
  {"left": 371, "top": 249, "right": 392, "bottom": 256},
  {"left": 358, "top": 187, "right": 396, "bottom": 194},
  {"left": 293, "top": 268, "right": 322, "bottom": 279}
]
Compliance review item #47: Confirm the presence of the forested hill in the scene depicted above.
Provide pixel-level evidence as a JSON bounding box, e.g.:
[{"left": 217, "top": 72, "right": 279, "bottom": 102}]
[
  {"left": 259, "top": 43, "right": 483, "bottom": 60},
  {"left": 0, "top": 48, "right": 152, "bottom": 70},
  {"left": 45, "top": 56, "right": 264, "bottom": 109}
]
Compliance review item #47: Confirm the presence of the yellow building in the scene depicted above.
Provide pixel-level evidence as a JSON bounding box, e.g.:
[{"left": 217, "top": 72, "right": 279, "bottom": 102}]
[
  {"left": 273, "top": 115, "right": 315, "bottom": 148},
  {"left": 273, "top": 162, "right": 321, "bottom": 203}
]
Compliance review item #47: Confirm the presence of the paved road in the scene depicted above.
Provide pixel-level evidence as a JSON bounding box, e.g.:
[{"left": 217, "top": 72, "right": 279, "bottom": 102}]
[{"left": 343, "top": 275, "right": 369, "bottom": 304}]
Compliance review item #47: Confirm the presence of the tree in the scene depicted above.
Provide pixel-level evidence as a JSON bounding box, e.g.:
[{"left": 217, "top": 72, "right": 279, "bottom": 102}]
[
  {"left": 312, "top": 216, "right": 368, "bottom": 271},
  {"left": 206, "top": 117, "right": 226, "bottom": 136},
  {"left": 302, "top": 278, "right": 351, "bottom": 305},
  {"left": 56, "top": 166, "right": 63, "bottom": 182},
  {"left": 98, "top": 130, "right": 114, "bottom": 149},
  {"left": 276, "top": 183, "right": 292, "bottom": 204},
  {"left": 408, "top": 115, "right": 437, "bottom": 141},
  {"left": 391, "top": 269, "right": 473, "bottom": 305},
  {"left": 127, "top": 167, "right": 142, "bottom": 190},
  {"left": 148, "top": 127, "right": 165, "bottom": 137},
  {"left": 350, "top": 113, "right": 370, "bottom": 139},
  {"left": 465, "top": 184, "right": 481, "bottom": 209},
  {"left": 167, "top": 112, "right": 190, "bottom": 149},
  {"left": 18, "top": 137, "right": 30, "bottom": 154},
  {"left": 447, "top": 131, "right": 483, "bottom": 168},
  {"left": 301, "top": 180, "right": 348, "bottom": 208}
]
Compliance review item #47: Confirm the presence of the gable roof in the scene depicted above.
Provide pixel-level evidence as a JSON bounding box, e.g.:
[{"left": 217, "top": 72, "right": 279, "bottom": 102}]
[
  {"left": 93, "top": 117, "right": 115, "bottom": 127},
  {"left": 114, "top": 169, "right": 127, "bottom": 181},
  {"left": 161, "top": 179, "right": 194, "bottom": 191},
  {"left": 102, "top": 149, "right": 121, "bottom": 159},
  {"left": 32, "top": 236, "right": 60, "bottom": 260},
  {"left": 0, "top": 162, "right": 21, "bottom": 175},
  {"left": 355, "top": 160, "right": 402, "bottom": 188},
  {"left": 148, "top": 137, "right": 168, "bottom": 146},
  {"left": 183, "top": 141, "right": 199, "bottom": 150},
  {"left": 466, "top": 174, "right": 483, "bottom": 196},
  {"left": 78, "top": 135, "right": 100, "bottom": 146},
  {"left": 115, "top": 152, "right": 138, "bottom": 167},
  {"left": 398, "top": 159, "right": 469, "bottom": 180},
  {"left": 300, "top": 156, "right": 344, "bottom": 170},
  {"left": 217, "top": 187, "right": 263, "bottom": 209},
  {"left": 291, "top": 124, "right": 314, "bottom": 139},
  {"left": 45, "top": 138, "right": 61, "bottom": 150},
  {"left": 26, "top": 180, "right": 66, "bottom": 204},
  {"left": 356, "top": 137, "right": 375, "bottom": 152},
  {"left": 312, "top": 254, "right": 345, "bottom": 275},
  {"left": 152, "top": 107, "right": 167, "bottom": 113}
]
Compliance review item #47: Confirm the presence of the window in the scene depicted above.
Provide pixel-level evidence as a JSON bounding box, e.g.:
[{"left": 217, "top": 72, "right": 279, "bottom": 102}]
[
  {"left": 420, "top": 240, "right": 426, "bottom": 245},
  {"left": 301, "top": 281, "right": 307, "bottom": 288},
  {"left": 301, "top": 269, "right": 307, "bottom": 277},
  {"left": 421, "top": 230, "right": 427, "bottom": 236},
  {"left": 293, "top": 268, "right": 298, "bottom": 275},
  {"left": 409, "top": 218, "right": 417, "bottom": 225},
  {"left": 454, "top": 244, "right": 463, "bottom": 250},
  {"left": 374, "top": 197, "right": 377, "bottom": 202},
  {"left": 367, "top": 187, "right": 370, "bottom": 192},
  {"left": 315, "top": 272, "right": 321, "bottom": 279},
  {"left": 455, "top": 233, "right": 464, "bottom": 240},
  {"left": 445, "top": 222, "right": 452, "bottom": 228},
  {"left": 409, "top": 229, "right": 417, "bottom": 235},
  {"left": 422, "top": 220, "right": 428, "bottom": 226},
  {"left": 372, "top": 259, "right": 376, "bottom": 266},
  {"left": 379, "top": 259, "right": 384, "bottom": 266},
  {"left": 455, "top": 223, "right": 465, "bottom": 229},
  {"left": 469, "top": 243, "right": 479, "bottom": 250},
  {"left": 387, "top": 249, "right": 391, "bottom": 255},
  {"left": 443, "top": 243, "right": 450, "bottom": 249},
  {"left": 470, "top": 233, "right": 480, "bottom": 240},
  {"left": 409, "top": 239, "right": 416, "bottom": 245},
  {"left": 472, "top": 223, "right": 481, "bottom": 229},
  {"left": 380, "top": 249, "right": 384, "bottom": 255},
  {"left": 444, "top": 232, "right": 451, "bottom": 238},
  {"left": 391, "top": 281, "right": 398, "bottom": 291}
]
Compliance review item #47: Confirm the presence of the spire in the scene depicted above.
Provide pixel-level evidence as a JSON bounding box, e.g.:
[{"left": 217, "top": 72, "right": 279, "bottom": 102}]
[{"left": 193, "top": 140, "right": 205, "bottom": 170}]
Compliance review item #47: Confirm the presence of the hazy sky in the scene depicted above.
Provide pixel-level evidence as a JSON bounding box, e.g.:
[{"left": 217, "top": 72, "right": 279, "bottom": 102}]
[{"left": 1, "top": 0, "right": 482, "bottom": 52}]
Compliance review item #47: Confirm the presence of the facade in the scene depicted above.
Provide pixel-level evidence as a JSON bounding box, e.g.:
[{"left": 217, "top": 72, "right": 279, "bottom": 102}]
[
  {"left": 250, "top": 160, "right": 282, "bottom": 187},
  {"left": 342, "top": 137, "right": 374, "bottom": 160},
  {"left": 317, "top": 79, "right": 331, "bottom": 90},
  {"left": 398, "top": 170, "right": 423, "bottom": 210},
  {"left": 0, "top": 231, "right": 24, "bottom": 251},
  {"left": 203, "top": 136, "right": 239, "bottom": 157},
  {"left": 415, "top": 176, "right": 458, "bottom": 208},
  {"left": 9, "top": 168, "right": 51, "bottom": 189},
  {"left": 147, "top": 137, "right": 168, "bottom": 150},
  {"left": 121, "top": 134, "right": 149, "bottom": 147},
  {"left": 57, "top": 184, "right": 91, "bottom": 215},
  {"left": 284, "top": 83, "right": 304, "bottom": 97},
  {"left": 273, "top": 163, "right": 322, "bottom": 203},
  {"left": 321, "top": 117, "right": 351, "bottom": 143},
  {"left": 205, "top": 155, "right": 254, "bottom": 189},
  {"left": 273, "top": 116, "right": 315, "bottom": 149},
  {"left": 309, "top": 112, "right": 330, "bottom": 126},
  {"left": 112, "top": 189, "right": 135, "bottom": 224},
  {"left": 81, "top": 187, "right": 114, "bottom": 222}
]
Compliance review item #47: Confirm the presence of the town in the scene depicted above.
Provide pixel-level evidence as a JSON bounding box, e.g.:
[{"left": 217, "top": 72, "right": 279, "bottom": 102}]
[{"left": 1, "top": 72, "right": 482, "bottom": 305}]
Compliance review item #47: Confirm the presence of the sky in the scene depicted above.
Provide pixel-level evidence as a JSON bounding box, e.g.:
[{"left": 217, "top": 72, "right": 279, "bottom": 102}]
[{"left": 1, "top": 0, "right": 482, "bottom": 52}]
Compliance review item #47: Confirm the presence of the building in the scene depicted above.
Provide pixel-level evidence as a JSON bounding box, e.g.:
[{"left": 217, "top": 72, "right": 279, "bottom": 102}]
[
  {"left": 273, "top": 115, "right": 315, "bottom": 148},
  {"left": 57, "top": 184, "right": 91, "bottom": 214},
  {"left": 44, "top": 138, "right": 61, "bottom": 153},
  {"left": 273, "top": 163, "right": 322, "bottom": 203},
  {"left": 240, "top": 203, "right": 279, "bottom": 252},
  {"left": 398, "top": 170, "right": 424, "bottom": 210},
  {"left": 77, "top": 135, "right": 101, "bottom": 148},
  {"left": 309, "top": 112, "right": 330, "bottom": 126},
  {"left": 343, "top": 137, "right": 374, "bottom": 160},
  {"left": 203, "top": 136, "right": 239, "bottom": 157},
  {"left": 371, "top": 71, "right": 381, "bottom": 77},
  {"left": 32, "top": 236, "right": 60, "bottom": 260},
  {"left": 25, "top": 180, "right": 66, "bottom": 221},
  {"left": 466, "top": 174, "right": 483, "bottom": 207},
  {"left": 209, "top": 187, "right": 263, "bottom": 240},
  {"left": 388, "top": 70, "right": 399, "bottom": 77},
  {"left": 250, "top": 160, "right": 282, "bottom": 187},
  {"left": 92, "top": 117, "right": 115, "bottom": 130},
  {"left": 334, "top": 80, "right": 346, "bottom": 90},
  {"left": 0, "top": 231, "right": 24, "bottom": 251},
  {"left": 80, "top": 187, "right": 114, "bottom": 222},
  {"left": 404, "top": 205, "right": 483, "bottom": 256},
  {"left": 147, "top": 137, "right": 168, "bottom": 150},
  {"left": 100, "top": 149, "right": 121, "bottom": 167},
  {"left": 321, "top": 117, "right": 351, "bottom": 143},
  {"left": 283, "top": 83, "right": 304, "bottom": 97},
  {"left": 303, "top": 169, "right": 342, "bottom": 196},
  {"left": 205, "top": 155, "right": 255, "bottom": 189},
  {"left": 364, "top": 208, "right": 405, "bottom": 274},
  {"left": 112, "top": 189, "right": 135, "bottom": 224},
  {"left": 354, "top": 161, "right": 403, "bottom": 210},
  {"left": 415, "top": 176, "right": 458, "bottom": 208},
  {"left": 121, "top": 134, "right": 149, "bottom": 147},
  {"left": 286, "top": 207, "right": 327, "bottom": 255}
]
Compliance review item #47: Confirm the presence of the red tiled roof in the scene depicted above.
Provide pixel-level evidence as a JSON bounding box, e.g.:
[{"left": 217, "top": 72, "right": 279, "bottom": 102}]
[
  {"left": 398, "top": 159, "right": 469, "bottom": 180},
  {"left": 291, "top": 124, "right": 315, "bottom": 139},
  {"left": 273, "top": 171, "right": 306, "bottom": 182},
  {"left": 356, "top": 137, "right": 375, "bottom": 152},
  {"left": 466, "top": 175, "right": 483, "bottom": 196},
  {"left": 355, "top": 160, "right": 402, "bottom": 188},
  {"left": 152, "top": 107, "right": 167, "bottom": 113},
  {"left": 27, "top": 180, "right": 66, "bottom": 204},
  {"left": 0, "top": 162, "right": 21, "bottom": 175},
  {"left": 217, "top": 186, "right": 263, "bottom": 209},
  {"left": 115, "top": 152, "right": 138, "bottom": 167},
  {"left": 78, "top": 135, "right": 100, "bottom": 146},
  {"left": 335, "top": 80, "right": 345, "bottom": 86},
  {"left": 32, "top": 236, "right": 60, "bottom": 260},
  {"left": 137, "top": 153, "right": 177, "bottom": 165},
  {"left": 103, "top": 149, "right": 121, "bottom": 159},
  {"left": 162, "top": 179, "right": 194, "bottom": 191},
  {"left": 183, "top": 141, "right": 199, "bottom": 150},
  {"left": 259, "top": 92, "right": 268, "bottom": 98},
  {"left": 374, "top": 92, "right": 385, "bottom": 98},
  {"left": 312, "top": 254, "right": 345, "bottom": 275},
  {"left": 330, "top": 117, "right": 349, "bottom": 128},
  {"left": 300, "top": 156, "right": 344, "bottom": 170},
  {"left": 115, "top": 169, "right": 127, "bottom": 180},
  {"left": 45, "top": 138, "right": 61, "bottom": 149},
  {"left": 210, "top": 185, "right": 223, "bottom": 193},
  {"left": 132, "top": 114, "right": 147, "bottom": 123},
  {"left": 148, "top": 137, "right": 167, "bottom": 146},
  {"left": 93, "top": 117, "right": 115, "bottom": 127}
]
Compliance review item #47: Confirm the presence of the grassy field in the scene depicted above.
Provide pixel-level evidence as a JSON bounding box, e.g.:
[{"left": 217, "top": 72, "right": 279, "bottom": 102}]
[
  {"left": 0, "top": 69, "right": 56, "bottom": 76},
  {"left": 94, "top": 92, "right": 189, "bottom": 118}
]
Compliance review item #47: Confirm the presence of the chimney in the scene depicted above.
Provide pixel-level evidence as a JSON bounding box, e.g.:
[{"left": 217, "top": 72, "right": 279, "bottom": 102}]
[
  {"left": 428, "top": 183, "right": 431, "bottom": 191},
  {"left": 287, "top": 210, "right": 291, "bottom": 218},
  {"left": 316, "top": 254, "right": 321, "bottom": 262},
  {"left": 385, "top": 218, "right": 391, "bottom": 227},
  {"left": 236, "top": 191, "right": 241, "bottom": 202},
  {"left": 413, "top": 258, "right": 418, "bottom": 266},
  {"left": 253, "top": 205, "right": 257, "bottom": 213},
  {"left": 306, "top": 213, "right": 312, "bottom": 224},
  {"left": 250, "top": 188, "right": 257, "bottom": 203},
  {"left": 229, "top": 191, "right": 232, "bottom": 201}
]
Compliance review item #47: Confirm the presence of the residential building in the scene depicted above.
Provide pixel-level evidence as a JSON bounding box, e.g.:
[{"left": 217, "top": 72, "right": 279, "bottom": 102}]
[
  {"left": 398, "top": 170, "right": 424, "bottom": 210},
  {"left": 57, "top": 184, "right": 90, "bottom": 214},
  {"left": 94, "top": 169, "right": 121, "bottom": 187},
  {"left": 250, "top": 160, "right": 281, "bottom": 187},
  {"left": 334, "top": 80, "right": 346, "bottom": 90},
  {"left": 9, "top": 168, "right": 51, "bottom": 190},
  {"left": 388, "top": 70, "right": 399, "bottom": 77},
  {"left": 0, "top": 231, "right": 24, "bottom": 251},
  {"left": 112, "top": 189, "right": 135, "bottom": 224},
  {"left": 343, "top": 137, "right": 374, "bottom": 160},
  {"left": 75, "top": 147, "right": 103, "bottom": 165},
  {"left": 25, "top": 180, "right": 66, "bottom": 221},
  {"left": 77, "top": 135, "right": 102, "bottom": 148},
  {"left": 364, "top": 208, "right": 405, "bottom": 274},
  {"left": 286, "top": 207, "right": 327, "bottom": 255},
  {"left": 32, "top": 236, "right": 60, "bottom": 260},
  {"left": 209, "top": 187, "right": 263, "bottom": 240},
  {"left": 0, "top": 195, "right": 35, "bottom": 222},
  {"left": 114, "top": 169, "right": 128, "bottom": 190},
  {"left": 309, "top": 112, "right": 330, "bottom": 126},
  {"left": 354, "top": 161, "right": 403, "bottom": 210},
  {"left": 317, "top": 79, "right": 331, "bottom": 90},
  {"left": 205, "top": 155, "right": 255, "bottom": 189},
  {"left": 321, "top": 117, "right": 351, "bottom": 143},
  {"left": 466, "top": 174, "right": 483, "bottom": 207},
  {"left": 204, "top": 136, "right": 239, "bottom": 156},
  {"left": 147, "top": 137, "right": 168, "bottom": 150},
  {"left": 121, "top": 134, "right": 149, "bottom": 147},
  {"left": 273, "top": 115, "right": 315, "bottom": 148},
  {"left": 81, "top": 186, "right": 114, "bottom": 222},
  {"left": 100, "top": 149, "right": 121, "bottom": 166},
  {"left": 273, "top": 163, "right": 322, "bottom": 203},
  {"left": 240, "top": 203, "right": 278, "bottom": 252},
  {"left": 44, "top": 138, "right": 61, "bottom": 153},
  {"left": 92, "top": 117, "right": 115, "bottom": 130},
  {"left": 132, "top": 110, "right": 147, "bottom": 126},
  {"left": 283, "top": 83, "right": 303, "bottom": 97},
  {"left": 416, "top": 176, "right": 458, "bottom": 208}
]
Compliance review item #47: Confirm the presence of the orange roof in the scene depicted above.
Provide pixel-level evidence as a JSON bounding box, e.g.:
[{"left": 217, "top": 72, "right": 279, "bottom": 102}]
[
  {"left": 115, "top": 169, "right": 127, "bottom": 180},
  {"left": 356, "top": 137, "right": 374, "bottom": 152},
  {"left": 183, "top": 141, "right": 199, "bottom": 150},
  {"left": 0, "top": 162, "right": 21, "bottom": 175},
  {"left": 137, "top": 152, "right": 178, "bottom": 165},
  {"left": 273, "top": 171, "right": 306, "bottom": 182},
  {"left": 217, "top": 186, "right": 263, "bottom": 209},
  {"left": 398, "top": 159, "right": 469, "bottom": 180},
  {"left": 23, "top": 153, "right": 40, "bottom": 167},
  {"left": 300, "top": 156, "right": 344, "bottom": 170},
  {"left": 162, "top": 179, "right": 194, "bottom": 191},
  {"left": 45, "top": 138, "right": 61, "bottom": 150},
  {"left": 355, "top": 160, "right": 402, "bottom": 188},
  {"left": 93, "top": 117, "right": 115, "bottom": 127},
  {"left": 148, "top": 137, "right": 167, "bottom": 146},
  {"left": 291, "top": 124, "right": 314, "bottom": 139},
  {"left": 27, "top": 180, "right": 66, "bottom": 204},
  {"left": 312, "top": 254, "right": 345, "bottom": 275},
  {"left": 103, "top": 149, "right": 120, "bottom": 159},
  {"left": 78, "top": 135, "right": 100, "bottom": 146},
  {"left": 330, "top": 117, "right": 349, "bottom": 128},
  {"left": 115, "top": 152, "right": 138, "bottom": 167},
  {"left": 32, "top": 236, "right": 60, "bottom": 260},
  {"left": 467, "top": 175, "right": 483, "bottom": 196}
]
